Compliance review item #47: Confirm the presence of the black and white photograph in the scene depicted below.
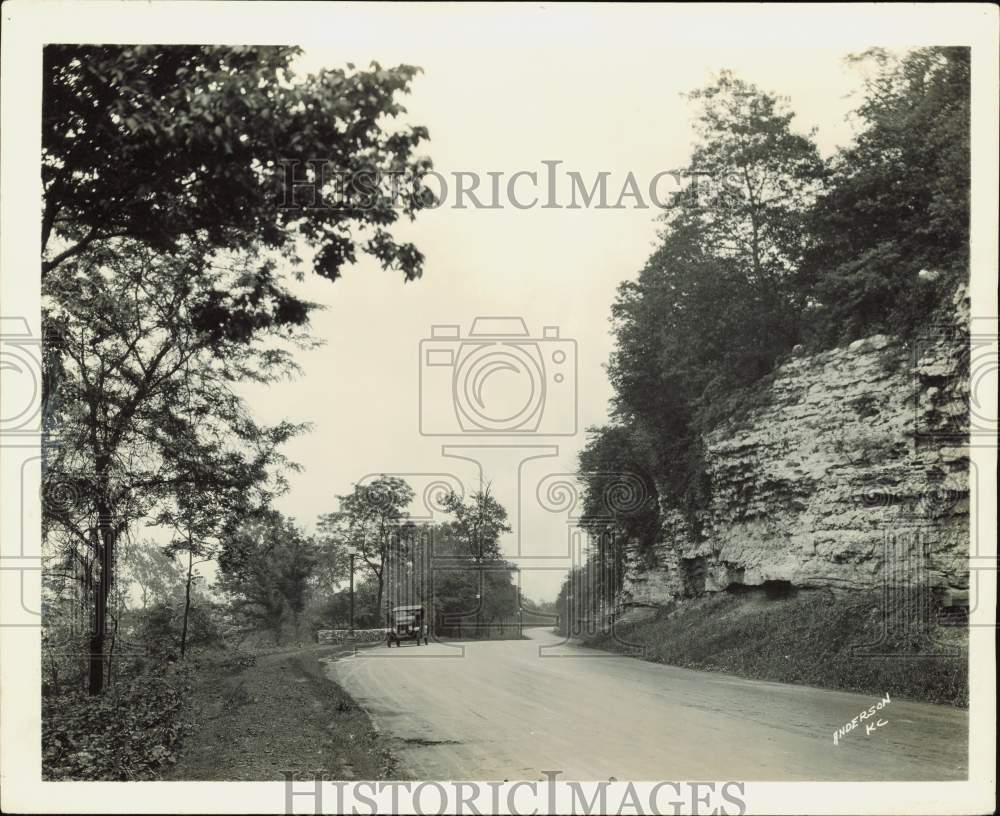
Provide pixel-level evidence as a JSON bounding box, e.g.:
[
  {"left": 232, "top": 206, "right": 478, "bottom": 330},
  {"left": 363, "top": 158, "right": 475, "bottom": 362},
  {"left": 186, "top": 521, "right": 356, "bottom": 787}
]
[{"left": 0, "top": 3, "right": 996, "bottom": 814}]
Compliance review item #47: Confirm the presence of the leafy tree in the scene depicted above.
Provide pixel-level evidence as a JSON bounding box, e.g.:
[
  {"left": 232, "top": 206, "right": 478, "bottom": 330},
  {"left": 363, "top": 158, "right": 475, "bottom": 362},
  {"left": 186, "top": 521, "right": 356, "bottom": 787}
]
[
  {"left": 800, "top": 47, "right": 970, "bottom": 343},
  {"left": 158, "top": 492, "right": 230, "bottom": 659},
  {"left": 313, "top": 576, "right": 381, "bottom": 630},
  {"left": 123, "top": 539, "right": 185, "bottom": 611},
  {"left": 643, "top": 71, "right": 823, "bottom": 395},
  {"left": 440, "top": 485, "right": 511, "bottom": 561},
  {"left": 154, "top": 389, "right": 281, "bottom": 657},
  {"left": 42, "top": 242, "right": 308, "bottom": 693},
  {"left": 431, "top": 562, "right": 520, "bottom": 638},
  {"left": 555, "top": 548, "right": 624, "bottom": 639},
  {"left": 318, "top": 476, "right": 416, "bottom": 624},
  {"left": 680, "top": 71, "right": 824, "bottom": 287},
  {"left": 40, "top": 45, "right": 433, "bottom": 693},
  {"left": 576, "top": 425, "right": 660, "bottom": 572},
  {"left": 605, "top": 73, "right": 823, "bottom": 509},
  {"left": 430, "top": 488, "right": 517, "bottom": 635},
  {"left": 216, "top": 510, "right": 318, "bottom": 643},
  {"left": 42, "top": 45, "right": 432, "bottom": 282},
  {"left": 579, "top": 53, "right": 970, "bottom": 635},
  {"left": 40, "top": 53, "right": 435, "bottom": 680},
  {"left": 316, "top": 489, "right": 520, "bottom": 638}
]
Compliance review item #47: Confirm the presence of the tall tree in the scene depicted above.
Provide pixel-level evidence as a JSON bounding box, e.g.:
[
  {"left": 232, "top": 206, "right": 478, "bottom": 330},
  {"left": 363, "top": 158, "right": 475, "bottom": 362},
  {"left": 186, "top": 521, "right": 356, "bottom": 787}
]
[
  {"left": 439, "top": 487, "right": 514, "bottom": 633},
  {"left": 41, "top": 45, "right": 437, "bottom": 692},
  {"left": 606, "top": 72, "right": 823, "bottom": 506},
  {"left": 440, "top": 486, "right": 512, "bottom": 562},
  {"left": 42, "top": 242, "right": 308, "bottom": 693},
  {"left": 414, "top": 521, "right": 520, "bottom": 638},
  {"left": 679, "top": 71, "right": 824, "bottom": 287},
  {"left": 42, "top": 45, "right": 432, "bottom": 282},
  {"left": 216, "top": 510, "right": 318, "bottom": 643},
  {"left": 576, "top": 425, "right": 661, "bottom": 579},
  {"left": 799, "top": 47, "right": 970, "bottom": 343},
  {"left": 318, "top": 476, "right": 416, "bottom": 624},
  {"left": 158, "top": 491, "right": 236, "bottom": 659},
  {"left": 649, "top": 71, "right": 824, "bottom": 394}
]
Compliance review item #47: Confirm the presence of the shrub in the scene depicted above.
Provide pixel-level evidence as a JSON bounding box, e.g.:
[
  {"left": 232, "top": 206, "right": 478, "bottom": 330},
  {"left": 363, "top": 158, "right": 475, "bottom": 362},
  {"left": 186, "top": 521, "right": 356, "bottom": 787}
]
[{"left": 43, "top": 658, "right": 190, "bottom": 780}]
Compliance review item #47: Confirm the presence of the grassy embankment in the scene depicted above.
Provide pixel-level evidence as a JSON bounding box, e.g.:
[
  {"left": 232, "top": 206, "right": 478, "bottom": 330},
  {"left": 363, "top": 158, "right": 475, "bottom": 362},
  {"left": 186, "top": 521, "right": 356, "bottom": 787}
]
[
  {"left": 165, "top": 643, "right": 394, "bottom": 780},
  {"left": 43, "top": 641, "right": 396, "bottom": 781},
  {"left": 585, "top": 587, "right": 968, "bottom": 707}
]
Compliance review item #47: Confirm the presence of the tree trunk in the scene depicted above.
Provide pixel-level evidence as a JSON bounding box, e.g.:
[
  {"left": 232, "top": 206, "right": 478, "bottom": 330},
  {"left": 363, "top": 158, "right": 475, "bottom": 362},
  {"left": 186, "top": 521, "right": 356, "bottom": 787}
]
[
  {"left": 88, "top": 456, "right": 117, "bottom": 696},
  {"left": 180, "top": 549, "right": 193, "bottom": 658},
  {"left": 106, "top": 609, "right": 119, "bottom": 687},
  {"left": 88, "top": 632, "right": 105, "bottom": 695},
  {"left": 80, "top": 550, "right": 93, "bottom": 688},
  {"left": 88, "top": 502, "right": 113, "bottom": 695}
]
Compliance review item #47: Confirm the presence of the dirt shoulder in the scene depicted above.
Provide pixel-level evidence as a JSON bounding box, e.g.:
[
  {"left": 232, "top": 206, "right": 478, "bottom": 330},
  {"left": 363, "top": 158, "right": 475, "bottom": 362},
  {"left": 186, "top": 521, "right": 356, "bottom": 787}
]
[{"left": 165, "top": 643, "right": 395, "bottom": 781}]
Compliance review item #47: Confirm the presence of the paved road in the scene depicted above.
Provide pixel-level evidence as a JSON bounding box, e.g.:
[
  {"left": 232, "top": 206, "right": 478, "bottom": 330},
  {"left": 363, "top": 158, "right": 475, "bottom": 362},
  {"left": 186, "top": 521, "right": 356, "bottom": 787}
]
[{"left": 324, "top": 628, "right": 967, "bottom": 781}]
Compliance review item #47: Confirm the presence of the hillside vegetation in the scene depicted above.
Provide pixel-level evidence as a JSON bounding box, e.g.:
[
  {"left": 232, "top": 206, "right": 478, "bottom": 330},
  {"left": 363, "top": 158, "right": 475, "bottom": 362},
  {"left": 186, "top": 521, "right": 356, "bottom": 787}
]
[
  {"left": 563, "top": 48, "right": 970, "bottom": 706},
  {"left": 586, "top": 588, "right": 968, "bottom": 707}
]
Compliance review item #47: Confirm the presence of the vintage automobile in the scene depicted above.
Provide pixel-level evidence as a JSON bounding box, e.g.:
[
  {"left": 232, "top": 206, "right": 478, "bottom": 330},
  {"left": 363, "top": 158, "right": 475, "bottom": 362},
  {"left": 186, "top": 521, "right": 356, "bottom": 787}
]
[{"left": 386, "top": 604, "right": 429, "bottom": 647}]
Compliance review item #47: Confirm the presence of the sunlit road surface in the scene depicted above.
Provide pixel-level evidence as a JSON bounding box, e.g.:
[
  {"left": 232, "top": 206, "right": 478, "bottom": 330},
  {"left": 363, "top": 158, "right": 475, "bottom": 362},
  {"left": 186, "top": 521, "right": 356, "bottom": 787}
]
[{"left": 324, "top": 628, "right": 967, "bottom": 781}]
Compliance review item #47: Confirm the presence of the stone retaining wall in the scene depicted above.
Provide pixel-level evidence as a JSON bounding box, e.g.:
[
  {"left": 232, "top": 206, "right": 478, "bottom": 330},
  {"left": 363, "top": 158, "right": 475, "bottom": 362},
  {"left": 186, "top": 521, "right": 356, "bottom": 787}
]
[{"left": 317, "top": 628, "right": 386, "bottom": 644}]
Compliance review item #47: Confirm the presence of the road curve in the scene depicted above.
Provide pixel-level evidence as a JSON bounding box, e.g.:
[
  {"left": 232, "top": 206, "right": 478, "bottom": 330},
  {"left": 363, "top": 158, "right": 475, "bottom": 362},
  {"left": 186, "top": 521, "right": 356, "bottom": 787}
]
[{"left": 323, "top": 628, "right": 967, "bottom": 781}]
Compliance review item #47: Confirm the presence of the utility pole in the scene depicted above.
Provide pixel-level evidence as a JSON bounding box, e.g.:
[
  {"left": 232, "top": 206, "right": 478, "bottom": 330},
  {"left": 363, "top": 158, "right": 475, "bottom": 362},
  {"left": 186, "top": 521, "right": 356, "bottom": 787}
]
[{"left": 347, "top": 545, "right": 357, "bottom": 634}]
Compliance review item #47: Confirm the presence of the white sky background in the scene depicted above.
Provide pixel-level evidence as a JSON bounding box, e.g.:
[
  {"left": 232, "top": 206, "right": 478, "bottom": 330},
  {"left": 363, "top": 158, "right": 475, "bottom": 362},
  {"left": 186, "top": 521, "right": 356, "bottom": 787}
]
[{"left": 237, "top": 38, "right": 866, "bottom": 601}]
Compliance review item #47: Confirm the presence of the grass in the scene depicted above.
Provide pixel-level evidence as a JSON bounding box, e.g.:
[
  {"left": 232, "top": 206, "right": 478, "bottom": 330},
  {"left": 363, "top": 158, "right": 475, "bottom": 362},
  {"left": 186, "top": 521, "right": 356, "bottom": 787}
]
[
  {"left": 43, "top": 640, "right": 396, "bottom": 781},
  {"left": 585, "top": 587, "right": 968, "bottom": 707},
  {"left": 163, "top": 642, "right": 396, "bottom": 780}
]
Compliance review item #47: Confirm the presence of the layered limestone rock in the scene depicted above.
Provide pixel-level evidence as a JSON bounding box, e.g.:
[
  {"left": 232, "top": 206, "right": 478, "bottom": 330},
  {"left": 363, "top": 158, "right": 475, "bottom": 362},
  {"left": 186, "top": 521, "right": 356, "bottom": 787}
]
[{"left": 623, "top": 288, "right": 970, "bottom": 610}]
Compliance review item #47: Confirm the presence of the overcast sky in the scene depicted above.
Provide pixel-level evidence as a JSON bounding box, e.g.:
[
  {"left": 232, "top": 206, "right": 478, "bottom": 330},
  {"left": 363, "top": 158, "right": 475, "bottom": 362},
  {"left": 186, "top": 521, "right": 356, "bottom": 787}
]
[{"left": 238, "top": 30, "right": 869, "bottom": 601}]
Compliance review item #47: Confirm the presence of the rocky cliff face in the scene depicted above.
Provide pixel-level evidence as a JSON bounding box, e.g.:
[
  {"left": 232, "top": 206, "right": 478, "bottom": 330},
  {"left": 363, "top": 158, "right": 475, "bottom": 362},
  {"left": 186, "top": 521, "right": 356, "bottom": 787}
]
[{"left": 623, "top": 289, "right": 970, "bottom": 610}]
